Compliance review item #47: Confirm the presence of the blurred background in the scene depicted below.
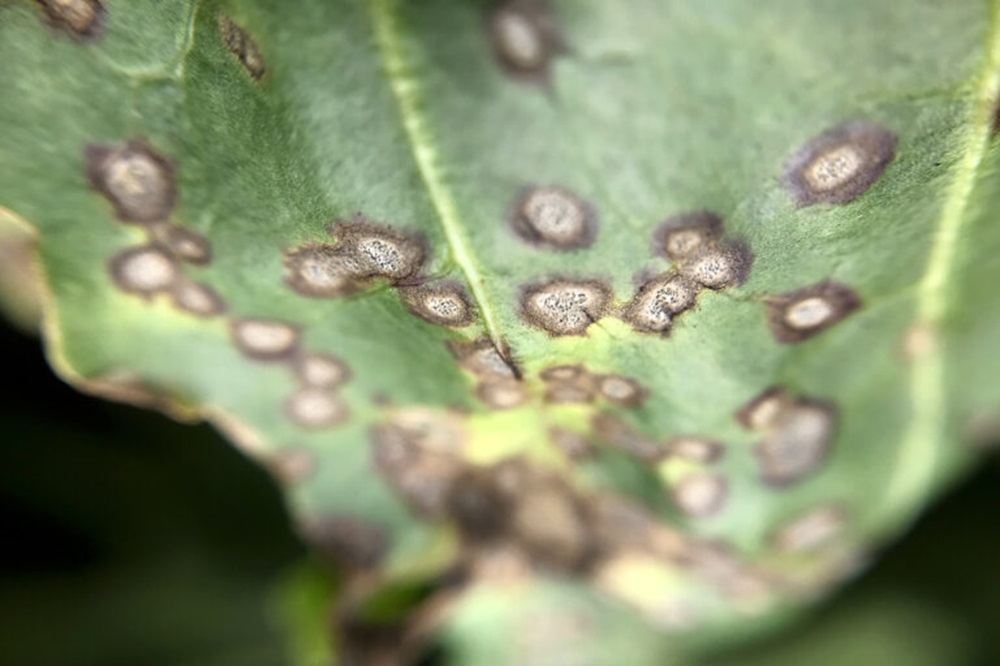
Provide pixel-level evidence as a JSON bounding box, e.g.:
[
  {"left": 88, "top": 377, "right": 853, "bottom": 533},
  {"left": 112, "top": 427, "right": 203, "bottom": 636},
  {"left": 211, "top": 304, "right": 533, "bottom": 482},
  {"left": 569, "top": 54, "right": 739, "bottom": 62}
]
[{"left": 1, "top": 313, "right": 998, "bottom": 666}]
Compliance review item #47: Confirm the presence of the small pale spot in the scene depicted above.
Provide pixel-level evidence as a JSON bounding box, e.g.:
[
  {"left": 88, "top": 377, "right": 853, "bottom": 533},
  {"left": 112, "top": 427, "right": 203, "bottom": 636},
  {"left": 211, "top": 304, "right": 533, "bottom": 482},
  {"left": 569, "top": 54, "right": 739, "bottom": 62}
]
[
  {"left": 653, "top": 212, "right": 724, "bottom": 261},
  {"left": 269, "top": 447, "right": 317, "bottom": 484},
  {"left": 511, "top": 186, "right": 595, "bottom": 250},
  {"left": 296, "top": 352, "right": 350, "bottom": 389},
  {"left": 771, "top": 505, "right": 848, "bottom": 552},
  {"left": 667, "top": 437, "right": 725, "bottom": 463},
  {"left": 598, "top": 374, "right": 647, "bottom": 407},
  {"left": 152, "top": 223, "right": 212, "bottom": 265},
  {"left": 520, "top": 278, "right": 611, "bottom": 336},
  {"left": 766, "top": 281, "right": 860, "bottom": 343},
  {"left": 671, "top": 474, "right": 728, "bottom": 518},
  {"left": 170, "top": 279, "right": 226, "bottom": 317},
  {"left": 477, "top": 380, "right": 529, "bottom": 410},
  {"left": 109, "top": 245, "right": 179, "bottom": 295},
  {"left": 230, "top": 318, "right": 300, "bottom": 360},
  {"left": 285, "top": 388, "right": 349, "bottom": 429},
  {"left": 489, "top": 1, "right": 562, "bottom": 80},
  {"left": 736, "top": 388, "right": 792, "bottom": 430},
  {"left": 283, "top": 245, "right": 357, "bottom": 298},
  {"left": 38, "top": 0, "right": 104, "bottom": 39}
]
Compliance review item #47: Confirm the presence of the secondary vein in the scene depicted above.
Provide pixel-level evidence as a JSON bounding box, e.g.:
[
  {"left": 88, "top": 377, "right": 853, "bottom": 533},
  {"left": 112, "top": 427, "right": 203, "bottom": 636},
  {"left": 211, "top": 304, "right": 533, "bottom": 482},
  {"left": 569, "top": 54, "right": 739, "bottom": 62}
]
[{"left": 884, "top": 0, "right": 1000, "bottom": 520}]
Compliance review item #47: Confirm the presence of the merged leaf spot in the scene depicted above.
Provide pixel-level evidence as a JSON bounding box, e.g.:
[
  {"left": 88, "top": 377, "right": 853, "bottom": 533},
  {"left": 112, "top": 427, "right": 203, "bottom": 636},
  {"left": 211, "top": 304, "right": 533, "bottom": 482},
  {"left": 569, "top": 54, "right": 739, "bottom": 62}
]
[
  {"left": 670, "top": 473, "right": 728, "bottom": 518},
  {"left": 541, "top": 364, "right": 596, "bottom": 404},
  {"left": 285, "top": 388, "right": 349, "bottom": 429},
  {"left": 653, "top": 212, "right": 724, "bottom": 262},
  {"left": 766, "top": 281, "right": 861, "bottom": 343},
  {"left": 150, "top": 223, "right": 212, "bottom": 265},
  {"left": 169, "top": 278, "right": 226, "bottom": 317},
  {"left": 770, "top": 504, "right": 849, "bottom": 553},
  {"left": 488, "top": 0, "right": 563, "bottom": 80},
  {"left": 783, "top": 121, "right": 897, "bottom": 206},
  {"left": 476, "top": 380, "right": 529, "bottom": 410},
  {"left": 295, "top": 352, "right": 351, "bottom": 389},
  {"left": 739, "top": 388, "right": 837, "bottom": 487},
  {"left": 548, "top": 426, "right": 597, "bottom": 462},
  {"left": 520, "top": 278, "right": 611, "bottom": 336},
  {"left": 666, "top": 437, "right": 726, "bottom": 464},
  {"left": 218, "top": 14, "right": 266, "bottom": 80},
  {"left": 284, "top": 221, "right": 425, "bottom": 297},
  {"left": 679, "top": 240, "right": 753, "bottom": 290},
  {"left": 36, "top": 0, "right": 105, "bottom": 40},
  {"left": 510, "top": 186, "right": 596, "bottom": 250},
  {"left": 299, "top": 514, "right": 388, "bottom": 570},
  {"left": 86, "top": 140, "right": 176, "bottom": 223},
  {"left": 108, "top": 245, "right": 179, "bottom": 296},
  {"left": 592, "top": 413, "right": 669, "bottom": 463},
  {"left": 372, "top": 410, "right": 468, "bottom": 517},
  {"left": 624, "top": 273, "right": 699, "bottom": 333},
  {"left": 229, "top": 317, "right": 300, "bottom": 361},
  {"left": 400, "top": 281, "right": 476, "bottom": 327}
]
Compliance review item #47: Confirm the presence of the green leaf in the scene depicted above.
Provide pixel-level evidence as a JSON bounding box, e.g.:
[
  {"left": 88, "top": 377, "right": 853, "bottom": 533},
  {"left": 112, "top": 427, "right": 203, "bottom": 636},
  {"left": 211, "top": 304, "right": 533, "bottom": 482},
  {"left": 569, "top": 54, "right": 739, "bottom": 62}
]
[{"left": 3, "top": 0, "right": 1000, "bottom": 661}]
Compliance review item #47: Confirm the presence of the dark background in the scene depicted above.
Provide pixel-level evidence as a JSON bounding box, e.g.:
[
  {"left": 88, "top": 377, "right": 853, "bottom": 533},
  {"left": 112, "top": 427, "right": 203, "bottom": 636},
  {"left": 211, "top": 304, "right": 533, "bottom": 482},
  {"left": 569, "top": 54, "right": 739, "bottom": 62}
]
[{"left": 0, "top": 318, "right": 997, "bottom": 666}]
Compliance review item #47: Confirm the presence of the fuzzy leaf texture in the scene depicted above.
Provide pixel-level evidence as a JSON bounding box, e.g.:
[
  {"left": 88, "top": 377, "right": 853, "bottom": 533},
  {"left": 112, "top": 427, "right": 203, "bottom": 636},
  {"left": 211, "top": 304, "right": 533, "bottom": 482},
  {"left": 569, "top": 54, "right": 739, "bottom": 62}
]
[{"left": 2, "top": 0, "right": 1000, "bottom": 663}]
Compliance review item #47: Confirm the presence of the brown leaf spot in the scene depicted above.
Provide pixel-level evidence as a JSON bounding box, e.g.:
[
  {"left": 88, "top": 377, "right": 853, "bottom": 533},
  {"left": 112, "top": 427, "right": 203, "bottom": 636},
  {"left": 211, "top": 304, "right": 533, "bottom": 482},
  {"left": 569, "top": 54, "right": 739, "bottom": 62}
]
[
  {"left": 653, "top": 212, "right": 724, "bottom": 262},
  {"left": 169, "top": 279, "right": 226, "bottom": 317},
  {"left": 294, "top": 352, "right": 351, "bottom": 389},
  {"left": 624, "top": 272, "right": 699, "bottom": 334},
  {"left": 285, "top": 388, "right": 349, "bottom": 430},
  {"left": 218, "top": 14, "right": 266, "bottom": 80},
  {"left": 771, "top": 504, "right": 849, "bottom": 553},
  {"left": 108, "top": 245, "right": 179, "bottom": 296},
  {"left": 36, "top": 0, "right": 105, "bottom": 40},
  {"left": 229, "top": 317, "right": 300, "bottom": 361},
  {"left": 86, "top": 140, "right": 176, "bottom": 224},
  {"left": 766, "top": 281, "right": 860, "bottom": 343},
  {"left": 670, "top": 474, "right": 728, "bottom": 518},
  {"left": 400, "top": 281, "right": 476, "bottom": 328},
  {"left": 488, "top": 0, "right": 564, "bottom": 82},
  {"left": 592, "top": 413, "right": 668, "bottom": 463},
  {"left": 519, "top": 277, "right": 611, "bottom": 336},
  {"left": 783, "top": 121, "right": 897, "bottom": 206},
  {"left": 678, "top": 240, "right": 753, "bottom": 290},
  {"left": 754, "top": 399, "right": 837, "bottom": 487},
  {"left": 150, "top": 223, "right": 212, "bottom": 265},
  {"left": 509, "top": 185, "right": 596, "bottom": 250}
]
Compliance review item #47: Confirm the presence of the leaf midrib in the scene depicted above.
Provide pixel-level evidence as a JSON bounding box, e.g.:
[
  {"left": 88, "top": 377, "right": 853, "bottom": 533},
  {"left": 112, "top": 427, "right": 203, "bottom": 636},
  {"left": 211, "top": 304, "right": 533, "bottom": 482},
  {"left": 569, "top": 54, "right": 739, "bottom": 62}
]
[{"left": 368, "top": 0, "right": 508, "bottom": 357}]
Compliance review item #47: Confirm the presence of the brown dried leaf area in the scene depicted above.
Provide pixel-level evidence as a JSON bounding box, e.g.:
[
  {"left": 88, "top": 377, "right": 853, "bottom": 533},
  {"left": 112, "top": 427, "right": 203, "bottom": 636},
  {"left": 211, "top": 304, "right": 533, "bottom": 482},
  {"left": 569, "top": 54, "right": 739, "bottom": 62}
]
[{"left": 363, "top": 403, "right": 858, "bottom": 629}]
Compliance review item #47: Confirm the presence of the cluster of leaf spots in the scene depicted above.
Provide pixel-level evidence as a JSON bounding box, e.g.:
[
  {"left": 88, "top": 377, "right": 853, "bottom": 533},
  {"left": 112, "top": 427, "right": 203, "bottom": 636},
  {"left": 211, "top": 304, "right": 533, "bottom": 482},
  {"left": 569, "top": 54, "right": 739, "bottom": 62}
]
[
  {"left": 449, "top": 338, "right": 526, "bottom": 410},
  {"left": 782, "top": 121, "right": 897, "bottom": 206},
  {"left": 230, "top": 318, "right": 352, "bottom": 430},
  {"left": 487, "top": 0, "right": 564, "bottom": 83},
  {"left": 371, "top": 408, "right": 781, "bottom": 625},
  {"left": 218, "top": 14, "right": 266, "bottom": 80},
  {"left": 540, "top": 364, "right": 648, "bottom": 407},
  {"left": 737, "top": 388, "right": 837, "bottom": 487},
  {"left": 765, "top": 281, "right": 861, "bottom": 344},
  {"left": 87, "top": 139, "right": 355, "bottom": 432},
  {"left": 89, "top": 140, "right": 226, "bottom": 317},
  {"left": 35, "top": 0, "right": 104, "bottom": 41},
  {"left": 284, "top": 220, "right": 477, "bottom": 329},
  {"left": 514, "top": 209, "right": 751, "bottom": 337}
]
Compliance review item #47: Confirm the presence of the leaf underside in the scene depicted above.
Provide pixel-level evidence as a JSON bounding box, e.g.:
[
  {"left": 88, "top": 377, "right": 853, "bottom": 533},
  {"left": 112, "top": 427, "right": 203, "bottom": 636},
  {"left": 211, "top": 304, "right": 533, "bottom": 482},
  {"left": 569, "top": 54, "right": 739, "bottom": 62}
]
[{"left": 2, "top": 0, "right": 1000, "bottom": 662}]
